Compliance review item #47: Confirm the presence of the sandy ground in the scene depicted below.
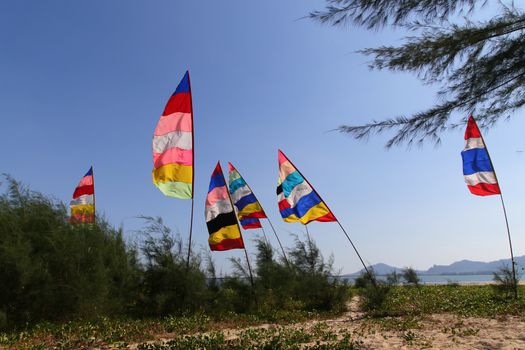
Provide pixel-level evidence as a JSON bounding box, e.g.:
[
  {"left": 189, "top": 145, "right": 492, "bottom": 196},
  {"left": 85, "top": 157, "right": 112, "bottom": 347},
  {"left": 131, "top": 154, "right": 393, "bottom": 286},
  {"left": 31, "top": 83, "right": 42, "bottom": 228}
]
[{"left": 132, "top": 297, "right": 525, "bottom": 349}]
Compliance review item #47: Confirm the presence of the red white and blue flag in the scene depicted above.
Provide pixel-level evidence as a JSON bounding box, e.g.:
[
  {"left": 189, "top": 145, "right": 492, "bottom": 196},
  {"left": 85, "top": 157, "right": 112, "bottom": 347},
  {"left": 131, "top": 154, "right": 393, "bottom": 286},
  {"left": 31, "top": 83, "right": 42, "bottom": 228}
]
[{"left": 461, "top": 116, "right": 501, "bottom": 196}]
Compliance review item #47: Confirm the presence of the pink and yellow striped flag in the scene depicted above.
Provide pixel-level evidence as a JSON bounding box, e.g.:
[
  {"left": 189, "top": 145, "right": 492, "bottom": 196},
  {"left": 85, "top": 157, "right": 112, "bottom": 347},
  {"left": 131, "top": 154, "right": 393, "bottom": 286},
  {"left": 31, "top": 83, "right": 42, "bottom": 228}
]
[{"left": 152, "top": 71, "right": 194, "bottom": 199}]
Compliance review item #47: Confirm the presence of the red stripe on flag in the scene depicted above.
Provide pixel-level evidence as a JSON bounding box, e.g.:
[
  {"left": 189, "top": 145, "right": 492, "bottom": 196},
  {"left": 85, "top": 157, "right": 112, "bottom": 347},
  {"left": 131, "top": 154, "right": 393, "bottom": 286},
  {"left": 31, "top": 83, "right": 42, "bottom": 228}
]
[
  {"left": 465, "top": 116, "right": 482, "bottom": 140},
  {"left": 210, "top": 238, "right": 245, "bottom": 251},
  {"left": 243, "top": 210, "right": 267, "bottom": 219},
  {"left": 241, "top": 222, "right": 262, "bottom": 230},
  {"left": 467, "top": 183, "right": 501, "bottom": 196},
  {"left": 278, "top": 199, "right": 291, "bottom": 211},
  {"left": 163, "top": 92, "right": 192, "bottom": 115},
  {"left": 73, "top": 185, "right": 94, "bottom": 198},
  {"left": 314, "top": 212, "right": 337, "bottom": 222}
]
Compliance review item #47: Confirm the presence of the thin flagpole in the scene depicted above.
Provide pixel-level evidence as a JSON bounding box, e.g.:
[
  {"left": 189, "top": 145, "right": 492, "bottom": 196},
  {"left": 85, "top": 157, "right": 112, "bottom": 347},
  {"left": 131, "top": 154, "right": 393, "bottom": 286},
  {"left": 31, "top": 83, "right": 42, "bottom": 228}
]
[
  {"left": 266, "top": 218, "right": 290, "bottom": 265},
  {"left": 186, "top": 199, "right": 194, "bottom": 269},
  {"left": 186, "top": 71, "right": 195, "bottom": 270},
  {"left": 477, "top": 127, "right": 517, "bottom": 298},
  {"left": 243, "top": 245, "right": 255, "bottom": 288},
  {"left": 260, "top": 226, "right": 270, "bottom": 246},
  {"left": 304, "top": 223, "right": 309, "bottom": 236},
  {"left": 281, "top": 150, "right": 372, "bottom": 278},
  {"left": 91, "top": 165, "right": 96, "bottom": 223}
]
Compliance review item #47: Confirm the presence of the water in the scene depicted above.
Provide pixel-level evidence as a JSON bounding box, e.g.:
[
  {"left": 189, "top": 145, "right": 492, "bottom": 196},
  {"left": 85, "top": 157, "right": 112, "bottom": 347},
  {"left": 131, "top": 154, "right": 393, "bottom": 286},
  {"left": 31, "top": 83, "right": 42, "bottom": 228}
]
[{"left": 339, "top": 274, "right": 496, "bottom": 285}]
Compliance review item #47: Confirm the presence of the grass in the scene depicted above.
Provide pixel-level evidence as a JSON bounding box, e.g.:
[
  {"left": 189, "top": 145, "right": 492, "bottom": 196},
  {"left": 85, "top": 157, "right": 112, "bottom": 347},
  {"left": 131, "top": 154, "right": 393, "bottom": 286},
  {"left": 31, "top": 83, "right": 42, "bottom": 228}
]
[
  {"left": 0, "top": 310, "right": 339, "bottom": 349},
  {"left": 2, "top": 285, "right": 525, "bottom": 349},
  {"left": 135, "top": 326, "right": 362, "bottom": 350},
  {"left": 366, "top": 284, "right": 525, "bottom": 317}
]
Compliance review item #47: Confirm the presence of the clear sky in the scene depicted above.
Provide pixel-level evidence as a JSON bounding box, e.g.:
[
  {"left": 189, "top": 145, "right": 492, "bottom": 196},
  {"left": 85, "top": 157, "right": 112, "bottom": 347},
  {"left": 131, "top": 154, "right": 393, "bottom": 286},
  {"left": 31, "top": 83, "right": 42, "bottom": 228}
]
[{"left": 1, "top": 1, "right": 524, "bottom": 274}]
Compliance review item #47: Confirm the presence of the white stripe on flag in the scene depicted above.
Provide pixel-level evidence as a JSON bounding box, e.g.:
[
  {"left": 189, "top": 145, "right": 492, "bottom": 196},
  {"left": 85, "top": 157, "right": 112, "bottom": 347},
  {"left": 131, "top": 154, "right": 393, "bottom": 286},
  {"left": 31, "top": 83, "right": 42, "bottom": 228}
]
[
  {"left": 231, "top": 186, "right": 252, "bottom": 204},
  {"left": 286, "top": 181, "right": 313, "bottom": 207},
  {"left": 464, "top": 171, "right": 498, "bottom": 186},
  {"left": 152, "top": 130, "right": 192, "bottom": 153},
  {"left": 205, "top": 199, "right": 233, "bottom": 222},
  {"left": 70, "top": 194, "right": 94, "bottom": 206},
  {"left": 464, "top": 137, "right": 485, "bottom": 151}
]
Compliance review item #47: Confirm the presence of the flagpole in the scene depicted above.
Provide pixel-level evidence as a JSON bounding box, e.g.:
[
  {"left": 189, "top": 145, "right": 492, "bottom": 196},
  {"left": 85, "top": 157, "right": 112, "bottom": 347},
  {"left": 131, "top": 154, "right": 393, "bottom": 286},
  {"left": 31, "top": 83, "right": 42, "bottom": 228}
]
[
  {"left": 260, "top": 226, "right": 270, "bottom": 246},
  {"left": 91, "top": 165, "right": 96, "bottom": 223},
  {"left": 499, "top": 193, "right": 517, "bottom": 297},
  {"left": 282, "top": 151, "right": 373, "bottom": 278},
  {"left": 266, "top": 218, "right": 289, "bottom": 265},
  {"left": 478, "top": 129, "right": 517, "bottom": 298},
  {"left": 186, "top": 199, "right": 194, "bottom": 269},
  {"left": 186, "top": 70, "right": 195, "bottom": 270}
]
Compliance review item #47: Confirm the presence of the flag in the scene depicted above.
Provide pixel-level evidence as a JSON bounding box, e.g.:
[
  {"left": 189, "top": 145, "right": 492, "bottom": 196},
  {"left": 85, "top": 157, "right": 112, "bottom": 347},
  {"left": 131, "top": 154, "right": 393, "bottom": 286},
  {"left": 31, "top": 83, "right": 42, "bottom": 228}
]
[
  {"left": 70, "top": 167, "right": 95, "bottom": 223},
  {"left": 277, "top": 150, "right": 336, "bottom": 224},
  {"left": 205, "top": 162, "right": 245, "bottom": 251},
  {"left": 228, "top": 162, "right": 267, "bottom": 230},
  {"left": 152, "top": 71, "right": 193, "bottom": 199},
  {"left": 461, "top": 116, "right": 501, "bottom": 196}
]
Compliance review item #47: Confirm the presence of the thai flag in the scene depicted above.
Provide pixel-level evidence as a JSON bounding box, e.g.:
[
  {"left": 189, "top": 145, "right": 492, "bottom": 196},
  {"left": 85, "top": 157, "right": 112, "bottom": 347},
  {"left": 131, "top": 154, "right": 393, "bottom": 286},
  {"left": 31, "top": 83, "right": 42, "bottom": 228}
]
[{"left": 461, "top": 116, "right": 501, "bottom": 196}]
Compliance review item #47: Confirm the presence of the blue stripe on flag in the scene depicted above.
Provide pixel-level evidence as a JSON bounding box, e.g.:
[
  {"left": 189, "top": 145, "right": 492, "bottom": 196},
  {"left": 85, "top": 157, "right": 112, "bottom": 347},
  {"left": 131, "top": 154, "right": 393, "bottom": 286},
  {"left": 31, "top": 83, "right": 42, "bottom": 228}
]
[
  {"left": 229, "top": 178, "right": 246, "bottom": 193},
  {"left": 208, "top": 173, "right": 226, "bottom": 192},
  {"left": 235, "top": 193, "right": 258, "bottom": 211},
  {"left": 279, "top": 191, "right": 322, "bottom": 219},
  {"left": 462, "top": 148, "right": 494, "bottom": 175},
  {"left": 240, "top": 217, "right": 259, "bottom": 225},
  {"left": 174, "top": 71, "right": 190, "bottom": 94},
  {"left": 282, "top": 171, "right": 304, "bottom": 197}
]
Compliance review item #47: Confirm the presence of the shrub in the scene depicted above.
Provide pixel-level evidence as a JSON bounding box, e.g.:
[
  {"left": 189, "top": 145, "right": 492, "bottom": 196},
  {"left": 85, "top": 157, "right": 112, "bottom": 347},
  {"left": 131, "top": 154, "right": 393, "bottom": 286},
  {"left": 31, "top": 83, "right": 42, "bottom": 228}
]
[
  {"left": 402, "top": 267, "right": 420, "bottom": 287},
  {"left": 0, "top": 176, "right": 140, "bottom": 329},
  {"left": 134, "top": 217, "right": 209, "bottom": 317},
  {"left": 492, "top": 265, "right": 520, "bottom": 300},
  {"left": 354, "top": 268, "right": 391, "bottom": 314}
]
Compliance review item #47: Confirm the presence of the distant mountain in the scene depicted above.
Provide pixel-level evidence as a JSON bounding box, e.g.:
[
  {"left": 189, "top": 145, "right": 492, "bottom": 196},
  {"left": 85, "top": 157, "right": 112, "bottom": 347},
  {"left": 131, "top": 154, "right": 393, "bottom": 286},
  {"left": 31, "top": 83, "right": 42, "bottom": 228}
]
[
  {"left": 347, "top": 255, "right": 525, "bottom": 276},
  {"left": 426, "top": 255, "right": 525, "bottom": 275}
]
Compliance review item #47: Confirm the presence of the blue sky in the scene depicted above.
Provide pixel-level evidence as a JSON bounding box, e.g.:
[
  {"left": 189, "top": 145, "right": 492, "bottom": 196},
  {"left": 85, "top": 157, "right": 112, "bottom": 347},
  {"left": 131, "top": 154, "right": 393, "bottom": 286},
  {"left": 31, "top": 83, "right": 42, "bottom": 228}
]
[{"left": 1, "top": 1, "right": 524, "bottom": 274}]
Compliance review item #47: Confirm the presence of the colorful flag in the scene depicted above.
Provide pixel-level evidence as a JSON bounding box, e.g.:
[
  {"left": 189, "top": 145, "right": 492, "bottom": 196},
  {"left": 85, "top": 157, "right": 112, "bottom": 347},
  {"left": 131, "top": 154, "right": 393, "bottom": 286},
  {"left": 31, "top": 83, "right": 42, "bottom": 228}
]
[
  {"left": 228, "top": 162, "right": 266, "bottom": 230},
  {"left": 461, "top": 116, "right": 501, "bottom": 196},
  {"left": 277, "top": 150, "right": 336, "bottom": 224},
  {"left": 205, "top": 162, "right": 245, "bottom": 251},
  {"left": 152, "top": 71, "right": 193, "bottom": 199},
  {"left": 70, "top": 167, "right": 95, "bottom": 223}
]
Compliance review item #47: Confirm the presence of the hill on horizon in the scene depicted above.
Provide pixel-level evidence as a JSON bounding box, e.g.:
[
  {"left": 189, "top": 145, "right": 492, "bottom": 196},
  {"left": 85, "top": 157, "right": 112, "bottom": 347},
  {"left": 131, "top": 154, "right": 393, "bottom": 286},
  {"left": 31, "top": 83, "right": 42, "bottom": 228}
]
[{"left": 347, "top": 255, "right": 525, "bottom": 276}]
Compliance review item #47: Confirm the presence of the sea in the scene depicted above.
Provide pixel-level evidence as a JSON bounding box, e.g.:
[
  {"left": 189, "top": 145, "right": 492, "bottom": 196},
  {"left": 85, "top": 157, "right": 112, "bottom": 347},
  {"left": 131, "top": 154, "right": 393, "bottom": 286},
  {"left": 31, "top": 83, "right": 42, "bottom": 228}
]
[{"left": 338, "top": 274, "right": 496, "bottom": 285}]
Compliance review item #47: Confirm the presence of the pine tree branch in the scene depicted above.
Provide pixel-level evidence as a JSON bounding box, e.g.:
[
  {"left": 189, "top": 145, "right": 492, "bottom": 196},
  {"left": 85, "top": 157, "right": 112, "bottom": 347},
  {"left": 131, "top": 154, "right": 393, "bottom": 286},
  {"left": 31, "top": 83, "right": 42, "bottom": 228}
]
[
  {"left": 312, "top": 0, "right": 525, "bottom": 146},
  {"left": 339, "top": 71, "right": 525, "bottom": 148},
  {"left": 310, "top": 0, "right": 478, "bottom": 29}
]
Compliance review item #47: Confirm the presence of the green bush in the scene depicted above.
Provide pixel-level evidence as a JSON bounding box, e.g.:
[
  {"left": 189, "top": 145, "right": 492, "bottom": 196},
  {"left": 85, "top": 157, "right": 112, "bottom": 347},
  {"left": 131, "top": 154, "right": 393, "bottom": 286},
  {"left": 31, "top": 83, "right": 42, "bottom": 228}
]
[
  {"left": 252, "top": 237, "right": 349, "bottom": 314},
  {"left": 0, "top": 176, "right": 140, "bottom": 329},
  {"left": 0, "top": 176, "right": 350, "bottom": 331},
  {"left": 133, "top": 217, "right": 209, "bottom": 317}
]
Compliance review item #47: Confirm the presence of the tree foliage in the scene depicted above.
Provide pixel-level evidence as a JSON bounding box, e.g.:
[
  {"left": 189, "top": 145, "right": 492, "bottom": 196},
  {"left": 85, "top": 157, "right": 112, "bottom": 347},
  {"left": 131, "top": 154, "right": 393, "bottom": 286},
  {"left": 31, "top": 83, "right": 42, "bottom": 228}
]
[{"left": 311, "top": 0, "right": 525, "bottom": 147}]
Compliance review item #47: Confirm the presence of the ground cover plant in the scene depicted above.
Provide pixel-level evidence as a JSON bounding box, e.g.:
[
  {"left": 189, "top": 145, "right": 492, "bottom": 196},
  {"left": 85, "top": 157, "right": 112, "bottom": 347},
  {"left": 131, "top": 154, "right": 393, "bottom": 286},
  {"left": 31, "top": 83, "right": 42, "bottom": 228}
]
[{"left": 358, "top": 283, "right": 525, "bottom": 318}]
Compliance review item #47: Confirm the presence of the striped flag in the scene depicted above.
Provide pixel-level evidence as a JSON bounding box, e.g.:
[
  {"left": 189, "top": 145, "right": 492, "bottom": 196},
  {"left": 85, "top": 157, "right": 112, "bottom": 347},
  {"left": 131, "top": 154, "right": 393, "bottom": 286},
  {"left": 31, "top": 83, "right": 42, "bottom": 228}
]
[
  {"left": 70, "top": 167, "right": 95, "bottom": 223},
  {"left": 205, "top": 162, "right": 245, "bottom": 251},
  {"left": 152, "top": 71, "right": 194, "bottom": 199},
  {"left": 461, "top": 116, "right": 501, "bottom": 196},
  {"left": 277, "top": 150, "right": 336, "bottom": 224},
  {"left": 228, "top": 162, "right": 267, "bottom": 230}
]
